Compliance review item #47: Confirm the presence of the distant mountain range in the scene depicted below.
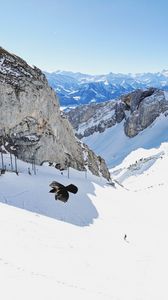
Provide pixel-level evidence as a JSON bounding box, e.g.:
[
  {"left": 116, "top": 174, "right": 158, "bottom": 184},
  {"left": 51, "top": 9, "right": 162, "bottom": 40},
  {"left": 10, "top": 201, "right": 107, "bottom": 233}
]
[{"left": 44, "top": 70, "right": 168, "bottom": 107}]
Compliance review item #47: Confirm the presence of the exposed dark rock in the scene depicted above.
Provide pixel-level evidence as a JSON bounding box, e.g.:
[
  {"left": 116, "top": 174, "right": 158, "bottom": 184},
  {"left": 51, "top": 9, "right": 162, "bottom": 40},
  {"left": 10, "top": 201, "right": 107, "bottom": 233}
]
[
  {"left": 124, "top": 90, "right": 168, "bottom": 137},
  {"left": 115, "top": 101, "right": 126, "bottom": 123}
]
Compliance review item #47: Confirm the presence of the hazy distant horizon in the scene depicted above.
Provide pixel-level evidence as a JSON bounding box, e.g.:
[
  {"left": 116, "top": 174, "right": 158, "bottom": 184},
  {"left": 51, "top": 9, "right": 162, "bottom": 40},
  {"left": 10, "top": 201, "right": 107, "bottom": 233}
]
[{"left": 43, "top": 69, "right": 168, "bottom": 76}]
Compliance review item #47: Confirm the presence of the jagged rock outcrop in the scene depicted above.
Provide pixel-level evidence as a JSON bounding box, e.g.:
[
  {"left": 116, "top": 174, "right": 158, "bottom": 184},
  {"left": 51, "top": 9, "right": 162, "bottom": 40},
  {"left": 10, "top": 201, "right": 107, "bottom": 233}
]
[
  {"left": 66, "top": 88, "right": 168, "bottom": 139},
  {"left": 124, "top": 89, "right": 168, "bottom": 137},
  {"left": 0, "top": 47, "right": 110, "bottom": 180}
]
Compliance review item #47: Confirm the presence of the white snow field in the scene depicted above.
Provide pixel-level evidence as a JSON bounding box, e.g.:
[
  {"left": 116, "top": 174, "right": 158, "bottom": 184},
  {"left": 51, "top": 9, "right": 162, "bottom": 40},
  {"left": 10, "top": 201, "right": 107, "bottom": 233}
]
[
  {"left": 83, "top": 113, "right": 168, "bottom": 167},
  {"left": 0, "top": 144, "right": 168, "bottom": 300}
]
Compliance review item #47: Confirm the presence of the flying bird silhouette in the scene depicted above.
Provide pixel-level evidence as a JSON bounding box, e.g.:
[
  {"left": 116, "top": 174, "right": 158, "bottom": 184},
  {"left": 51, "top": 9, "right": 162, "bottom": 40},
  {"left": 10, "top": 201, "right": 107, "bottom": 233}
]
[{"left": 49, "top": 181, "right": 78, "bottom": 203}]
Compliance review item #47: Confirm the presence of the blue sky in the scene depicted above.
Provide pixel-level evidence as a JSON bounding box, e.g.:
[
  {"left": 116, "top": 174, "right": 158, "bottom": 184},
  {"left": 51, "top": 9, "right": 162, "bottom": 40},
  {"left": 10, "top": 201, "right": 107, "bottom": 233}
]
[{"left": 1, "top": 0, "right": 168, "bottom": 74}]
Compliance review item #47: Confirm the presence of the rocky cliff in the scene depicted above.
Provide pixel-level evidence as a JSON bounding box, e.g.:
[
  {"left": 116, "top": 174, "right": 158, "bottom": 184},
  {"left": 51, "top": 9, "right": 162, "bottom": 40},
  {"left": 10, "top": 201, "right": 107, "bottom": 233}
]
[
  {"left": 66, "top": 88, "right": 168, "bottom": 139},
  {"left": 123, "top": 89, "right": 168, "bottom": 137},
  {"left": 0, "top": 47, "right": 110, "bottom": 180}
]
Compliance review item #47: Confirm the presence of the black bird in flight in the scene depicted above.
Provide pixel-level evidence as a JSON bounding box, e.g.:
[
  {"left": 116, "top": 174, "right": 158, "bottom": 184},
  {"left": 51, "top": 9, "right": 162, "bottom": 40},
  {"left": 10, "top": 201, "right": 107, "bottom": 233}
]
[{"left": 49, "top": 181, "right": 78, "bottom": 203}]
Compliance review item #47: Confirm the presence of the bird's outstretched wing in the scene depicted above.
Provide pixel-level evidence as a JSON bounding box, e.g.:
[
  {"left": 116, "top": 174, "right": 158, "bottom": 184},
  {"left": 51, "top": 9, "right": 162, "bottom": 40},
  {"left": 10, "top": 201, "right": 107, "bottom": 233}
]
[
  {"left": 65, "top": 184, "right": 78, "bottom": 194},
  {"left": 49, "top": 181, "right": 65, "bottom": 189}
]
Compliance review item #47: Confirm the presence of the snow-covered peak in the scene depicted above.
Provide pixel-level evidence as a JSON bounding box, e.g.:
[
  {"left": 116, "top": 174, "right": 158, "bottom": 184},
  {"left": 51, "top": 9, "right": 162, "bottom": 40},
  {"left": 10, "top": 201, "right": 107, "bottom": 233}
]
[
  {"left": 161, "top": 69, "right": 168, "bottom": 77},
  {"left": 45, "top": 69, "right": 168, "bottom": 107}
]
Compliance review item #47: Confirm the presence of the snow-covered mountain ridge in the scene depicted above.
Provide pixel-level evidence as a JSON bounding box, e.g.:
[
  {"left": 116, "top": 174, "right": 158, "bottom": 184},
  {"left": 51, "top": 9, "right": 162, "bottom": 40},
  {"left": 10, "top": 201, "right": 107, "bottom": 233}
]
[{"left": 44, "top": 69, "right": 168, "bottom": 107}]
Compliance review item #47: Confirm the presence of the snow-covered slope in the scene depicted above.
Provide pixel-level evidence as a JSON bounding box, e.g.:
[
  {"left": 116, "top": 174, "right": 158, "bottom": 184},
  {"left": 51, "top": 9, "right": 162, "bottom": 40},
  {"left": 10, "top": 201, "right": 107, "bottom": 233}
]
[
  {"left": 0, "top": 156, "right": 104, "bottom": 226},
  {"left": 83, "top": 113, "right": 168, "bottom": 167},
  {"left": 1, "top": 144, "right": 168, "bottom": 299},
  {"left": 111, "top": 142, "right": 168, "bottom": 191}
]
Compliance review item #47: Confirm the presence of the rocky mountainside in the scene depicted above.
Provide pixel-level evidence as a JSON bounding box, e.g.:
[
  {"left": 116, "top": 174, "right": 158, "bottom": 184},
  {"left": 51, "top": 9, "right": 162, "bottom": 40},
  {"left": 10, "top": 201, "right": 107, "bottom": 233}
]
[
  {"left": 67, "top": 88, "right": 168, "bottom": 139},
  {"left": 66, "top": 88, "right": 168, "bottom": 167},
  {"left": 0, "top": 47, "right": 110, "bottom": 180},
  {"left": 45, "top": 70, "right": 168, "bottom": 107}
]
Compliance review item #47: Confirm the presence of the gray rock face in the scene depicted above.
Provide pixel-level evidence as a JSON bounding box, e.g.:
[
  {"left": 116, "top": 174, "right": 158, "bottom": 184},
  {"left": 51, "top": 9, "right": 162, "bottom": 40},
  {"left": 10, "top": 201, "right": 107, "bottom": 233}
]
[
  {"left": 115, "top": 101, "right": 127, "bottom": 123},
  {"left": 0, "top": 47, "right": 110, "bottom": 180},
  {"left": 124, "top": 89, "right": 168, "bottom": 137},
  {"left": 66, "top": 88, "right": 168, "bottom": 139},
  {"left": 121, "top": 88, "right": 156, "bottom": 113},
  {"left": 67, "top": 100, "right": 126, "bottom": 139}
]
